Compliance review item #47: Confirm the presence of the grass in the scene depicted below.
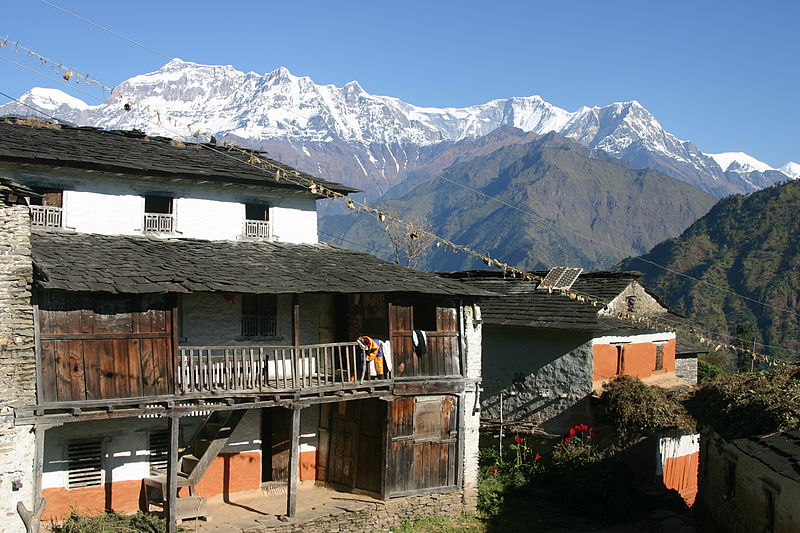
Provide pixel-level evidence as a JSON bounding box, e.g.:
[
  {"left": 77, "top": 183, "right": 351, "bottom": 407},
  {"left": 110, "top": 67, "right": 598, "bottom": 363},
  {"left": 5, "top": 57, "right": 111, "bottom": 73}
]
[
  {"left": 50, "top": 511, "right": 172, "bottom": 533},
  {"left": 390, "top": 514, "right": 485, "bottom": 533}
]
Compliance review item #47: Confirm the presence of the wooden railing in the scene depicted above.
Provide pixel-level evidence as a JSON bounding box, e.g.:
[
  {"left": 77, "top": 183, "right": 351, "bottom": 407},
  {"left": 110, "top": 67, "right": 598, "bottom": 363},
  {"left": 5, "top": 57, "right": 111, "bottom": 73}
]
[
  {"left": 30, "top": 205, "right": 62, "bottom": 228},
  {"left": 244, "top": 219, "right": 271, "bottom": 239},
  {"left": 144, "top": 213, "right": 174, "bottom": 233},
  {"left": 177, "top": 342, "right": 390, "bottom": 394}
]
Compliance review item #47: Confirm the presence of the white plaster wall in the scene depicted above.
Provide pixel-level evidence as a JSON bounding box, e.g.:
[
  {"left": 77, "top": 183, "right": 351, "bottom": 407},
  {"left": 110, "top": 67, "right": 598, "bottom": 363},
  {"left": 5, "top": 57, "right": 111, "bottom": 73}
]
[
  {"left": 461, "top": 304, "right": 482, "bottom": 508},
  {"left": 174, "top": 197, "right": 244, "bottom": 241},
  {"left": 300, "top": 405, "right": 320, "bottom": 454},
  {"left": 42, "top": 412, "right": 261, "bottom": 490},
  {"left": 0, "top": 423, "right": 36, "bottom": 533},
  {"left": 602, "top": 282, "right": 669, "bottom": 318},
  {"left": 592, "top": 331, "right": 676, "bottom": 346},
  {"left": 2, "top": 165, "right": 320, "bottom": 244},
  {"left": 271, "top": 199, "right": 318, "bottom": 244},
  {"left": 63, "top": 190, "right": 144, "bottom": 236}
]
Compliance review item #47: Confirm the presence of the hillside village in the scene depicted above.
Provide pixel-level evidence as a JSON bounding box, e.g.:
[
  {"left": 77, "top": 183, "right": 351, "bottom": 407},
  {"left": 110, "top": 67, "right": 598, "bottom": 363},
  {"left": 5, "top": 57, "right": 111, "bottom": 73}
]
[
  {"left": 0, "top": 13, "right": 798, "bottom": 531},
  {"left": 0, "top": 112, "right": 797, "bottom": 533}
]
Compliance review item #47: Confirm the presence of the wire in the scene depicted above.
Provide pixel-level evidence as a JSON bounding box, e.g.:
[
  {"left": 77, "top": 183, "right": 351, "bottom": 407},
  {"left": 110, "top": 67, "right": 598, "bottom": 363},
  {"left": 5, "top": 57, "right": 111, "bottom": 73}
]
[
  {"left": 437, "top": 174, "right": 800, "bottom": 320},
  {"left": 0, "top": 55, "right": 106, "bottom": 102},
  {"left": 318, "top": 230, "right": 389, "bottom": 257},
  {"left": 36, "top": 0, "right": 171, "bottom": 60}
]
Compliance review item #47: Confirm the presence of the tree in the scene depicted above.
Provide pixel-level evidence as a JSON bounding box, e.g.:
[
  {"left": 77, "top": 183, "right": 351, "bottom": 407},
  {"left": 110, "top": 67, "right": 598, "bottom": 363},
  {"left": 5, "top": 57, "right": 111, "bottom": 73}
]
[
  {"left": 735, "top": 323, "right": 757, "bottom": 372},
  {"left": 383, "top": 206, "right": 435, "bottom": 269}
]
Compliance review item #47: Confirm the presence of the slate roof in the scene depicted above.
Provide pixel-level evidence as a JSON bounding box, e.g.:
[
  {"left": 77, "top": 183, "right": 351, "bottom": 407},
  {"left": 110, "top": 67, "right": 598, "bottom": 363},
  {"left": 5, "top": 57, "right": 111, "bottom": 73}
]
[
  {"left": 732, "top": 430, "right": 800, "bottom": 483},
  {"left": 0, "top": 118, "right": 357, "bottom": 195},
  {"left": 30, "top": 230, "right": 488, "bottom": 297},
  {"left": 442, "top": 270, "right": 665, "bottom": 331},
  {"left": 0, "top": 176, "right": 39, "bottom": 204}
]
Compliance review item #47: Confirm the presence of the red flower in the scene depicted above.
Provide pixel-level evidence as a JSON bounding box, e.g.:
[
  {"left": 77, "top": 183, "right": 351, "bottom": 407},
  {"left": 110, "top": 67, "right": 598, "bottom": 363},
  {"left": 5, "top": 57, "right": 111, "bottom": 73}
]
[
  {"left": 564, "top": 436, "right": 572, "bottom": 444},
  {"left": 568, "top": 427, "right": 576, "bottom": 436},
  {"left": 534, "top": 454, "right": 542, "bottom": 460},
  {"left": 514, "top": 436, "right": 524, "bottom": 444},
  {"left": 490, "top": 467, "right": 498, "bottom": 474}
]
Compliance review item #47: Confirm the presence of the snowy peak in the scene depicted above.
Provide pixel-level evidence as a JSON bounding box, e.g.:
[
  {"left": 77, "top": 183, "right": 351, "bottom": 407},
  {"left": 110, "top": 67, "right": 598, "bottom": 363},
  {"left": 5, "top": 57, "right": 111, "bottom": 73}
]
[
  {"left": 708, "top": 152, "right": 773, "bottom": 174},
  {"left": 779, "top": 162, "right": 800, "bottom": 180},
  {"left": 20, "top": 87, "right": 92, "bottom": 112}
]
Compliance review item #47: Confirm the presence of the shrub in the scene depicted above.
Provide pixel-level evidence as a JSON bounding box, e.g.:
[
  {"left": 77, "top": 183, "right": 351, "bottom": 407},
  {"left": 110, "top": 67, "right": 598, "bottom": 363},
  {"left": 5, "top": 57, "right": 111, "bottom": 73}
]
[
  {"left": 698, "top": 359, "right": 724, "bottom": 381},
  {"left": 600, "top": 376, "right": 695, "bottom": 441},
  {"left": 52, "top": 511, "right": 169, "bottom": 533}
]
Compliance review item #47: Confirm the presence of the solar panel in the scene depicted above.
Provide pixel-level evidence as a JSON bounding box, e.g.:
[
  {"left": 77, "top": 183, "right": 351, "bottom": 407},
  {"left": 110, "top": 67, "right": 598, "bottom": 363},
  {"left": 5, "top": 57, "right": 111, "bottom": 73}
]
[{"left": 538, "top": 267, "right": 583, "bottom": 291}]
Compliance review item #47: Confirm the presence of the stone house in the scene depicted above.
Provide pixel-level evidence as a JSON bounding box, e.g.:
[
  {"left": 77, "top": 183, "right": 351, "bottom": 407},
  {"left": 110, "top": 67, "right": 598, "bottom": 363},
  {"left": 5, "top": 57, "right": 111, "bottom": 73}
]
[
  {"left": 443, "top": 269, "right": 702, "bottom": 502},
  {"left": 0, "top": 118, "right": 485, "bottom": 533},
  {"left": 697, "top": 429, "right": 800, "bottom": 532}
]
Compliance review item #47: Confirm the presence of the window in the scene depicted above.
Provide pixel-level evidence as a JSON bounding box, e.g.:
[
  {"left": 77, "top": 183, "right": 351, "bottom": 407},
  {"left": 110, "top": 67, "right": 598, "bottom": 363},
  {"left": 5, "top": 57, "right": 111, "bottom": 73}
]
[
  {"left": 626, "top": 295, "right": 637, "bottom": 312},
  {"left": 28, "top": 188, "right": 63, "bottom": 228},
  {"left": 67, "top": 439, "right": 103, "bottom": 489},
  {"left": 244, "top": 203, "right": 271, "bottom": 239},
  {"left": 242, "top": 294, "right": 277, "bottom": 337},
  {"left": 413, "top": 303, "right": 437, "bottom": 331},
  {"left": 144, "top": 195, "right": 174, "bottom": 234},
  {"left": 655, "top": 344, "right": 664, "bottom": 371},
  {"left": 765, "top": 488, "right": 776, "bottom": 532},
  {"left": 725, "top": 459, "right": 736, "bottom": 501},
  {"left": 149, "top": 430, "right": 169, "bottom": 475}
]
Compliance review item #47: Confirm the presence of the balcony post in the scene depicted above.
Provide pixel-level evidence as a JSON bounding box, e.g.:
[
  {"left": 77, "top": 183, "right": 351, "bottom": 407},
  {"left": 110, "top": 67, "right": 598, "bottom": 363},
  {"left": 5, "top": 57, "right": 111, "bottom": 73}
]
[
  {"left": 286, "top": 405, "right": 303, "bottom": 517},
  {"left": 292, "top": 295, "right": 300, "bottom": 388},
  {"left": 166, "top": 413, "right": 180, "bottom": 533}
]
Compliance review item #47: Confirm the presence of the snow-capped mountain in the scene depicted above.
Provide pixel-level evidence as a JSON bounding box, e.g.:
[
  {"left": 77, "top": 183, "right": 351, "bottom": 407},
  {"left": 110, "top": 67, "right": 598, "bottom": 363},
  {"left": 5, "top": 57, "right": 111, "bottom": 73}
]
[
  {"left": 0, "top": 59, "right": 794, "bottom": 197},
  {"left": 708, "top": 152, "right": 774, "bottom": 174},
  {"left": 779, "top": 162, "right": 800, "bottom": 180}
]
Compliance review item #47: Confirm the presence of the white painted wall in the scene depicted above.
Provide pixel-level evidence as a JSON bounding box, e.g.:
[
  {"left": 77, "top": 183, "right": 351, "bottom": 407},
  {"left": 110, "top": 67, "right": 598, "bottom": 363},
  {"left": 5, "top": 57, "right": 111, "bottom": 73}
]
[
  {"left": 42, "top": 411, "right": 261, "bottom": 489},
  {"left": 461, "top": 304, "right": 482, "bottom": 509},
  {"left": 592, "top": 331, "right": 676, "bottom": 346},
  {"left": 2, "top": 165, "right": 320, "bottom": 244}
]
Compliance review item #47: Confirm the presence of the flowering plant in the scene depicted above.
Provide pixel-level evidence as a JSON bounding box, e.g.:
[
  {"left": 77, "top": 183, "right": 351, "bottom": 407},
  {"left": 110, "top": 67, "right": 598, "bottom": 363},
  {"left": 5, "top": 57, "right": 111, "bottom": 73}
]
[{"left": 553, "top": 424, "right": 596, "bottom": 468}]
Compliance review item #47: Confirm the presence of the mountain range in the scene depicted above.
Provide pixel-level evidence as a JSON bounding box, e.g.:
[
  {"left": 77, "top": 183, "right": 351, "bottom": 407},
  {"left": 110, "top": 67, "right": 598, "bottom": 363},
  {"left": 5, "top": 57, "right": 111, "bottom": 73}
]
[
  {"left": 324, "top": 128, "right": 717, "bottom": 270},
  {"left": 1, "top": 59, "right": 796, "bottom": 200}
]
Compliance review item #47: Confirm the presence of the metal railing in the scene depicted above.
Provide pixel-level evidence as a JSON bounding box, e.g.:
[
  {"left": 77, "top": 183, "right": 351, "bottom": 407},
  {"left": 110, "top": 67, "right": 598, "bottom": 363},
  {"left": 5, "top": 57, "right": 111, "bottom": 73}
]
[
  {"left": 144, "top": 213, "right": 174, "bottom": 234},
  {"left": 177, "top": 342, "right": 390, "bottom": 394},
  {"left": 244, "top": 219, "right": 271, "bottom": 239},
  {"left": 30, "top": 205, "right": 62, "bottom": 228},
  {"left": 241, "top": 315, "right": 277, "bottom": 337}
]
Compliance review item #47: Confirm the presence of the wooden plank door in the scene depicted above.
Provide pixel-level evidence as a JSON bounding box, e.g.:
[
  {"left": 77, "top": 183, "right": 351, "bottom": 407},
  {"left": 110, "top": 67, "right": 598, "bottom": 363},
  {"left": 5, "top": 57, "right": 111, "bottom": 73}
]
[
  {"left": 262, "top": 407, "right": 291, "bottom": 482},
  {"left": 354, "top": 399, "right": 385, "bottom": 494},
  {"left": 327, "top": 401, "right": 360, "bottom": 488}
]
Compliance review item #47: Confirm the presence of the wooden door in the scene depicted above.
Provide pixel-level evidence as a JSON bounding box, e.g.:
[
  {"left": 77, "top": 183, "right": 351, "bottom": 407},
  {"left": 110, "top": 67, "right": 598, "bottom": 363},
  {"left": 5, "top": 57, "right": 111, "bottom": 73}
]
[
  {"left": 354, "top": 399, "right": 385, "bottom": 494},
  {"left": 262, "top": 408, "right": 291, "bottom": 482},
  {"left": 327, "top": 401, "right": 360, "bottom": 488},
  {"left": 387, "top": 395, "right": 458, "bottom": 496}
]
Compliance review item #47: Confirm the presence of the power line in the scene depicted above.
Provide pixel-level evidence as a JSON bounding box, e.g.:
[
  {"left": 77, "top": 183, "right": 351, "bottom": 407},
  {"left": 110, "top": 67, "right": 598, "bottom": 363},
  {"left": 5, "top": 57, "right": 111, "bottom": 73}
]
[
  {"left": 436, "top": 174, "right": 800, "bottom": 320},
  {"left": 318, "top": 230, "right": 389, "bottom": 257},
  {"left": 0, "top": 89, "right": 58, "bottom": 119},
  {"left": 36, "top": 0, "right": 171, "bottom": 60}
]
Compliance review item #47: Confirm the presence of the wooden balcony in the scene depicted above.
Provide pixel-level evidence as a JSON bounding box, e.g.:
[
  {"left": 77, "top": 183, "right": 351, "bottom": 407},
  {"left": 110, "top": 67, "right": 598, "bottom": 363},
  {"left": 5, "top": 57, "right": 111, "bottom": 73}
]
[
  {"left": 144, "top": 213, "right": 174, "bottom": 233},
  {"left": 178, "top": 342, "right": 390, "bottom": 395},
  {"left": 30, "top": 205, "right": 62, "bottom": 228},
  {"left": 244, "top": 219, "right": 271, "bottom": 239}
]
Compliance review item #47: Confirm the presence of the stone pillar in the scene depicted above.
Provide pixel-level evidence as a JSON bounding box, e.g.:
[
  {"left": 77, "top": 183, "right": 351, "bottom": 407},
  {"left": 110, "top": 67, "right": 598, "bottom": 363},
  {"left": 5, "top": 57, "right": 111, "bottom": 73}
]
[
  {"left": 0, "top": 203, "right": 37, "bottom": 533},
  {"left": 460, "top": 304, "right": 482, "bottom": 510}
]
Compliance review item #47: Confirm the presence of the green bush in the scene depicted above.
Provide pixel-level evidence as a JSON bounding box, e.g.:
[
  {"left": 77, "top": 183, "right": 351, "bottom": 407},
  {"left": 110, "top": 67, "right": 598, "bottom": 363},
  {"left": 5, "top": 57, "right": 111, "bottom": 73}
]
[
  {"left": 698, "top": 359, "right": 724, "bottom": 381},
  {"left": 52, "top": 511, "right": 169, "bottom": 533},
  {"left": 600, "top": 376, "right": 695, "bottom": 441}
]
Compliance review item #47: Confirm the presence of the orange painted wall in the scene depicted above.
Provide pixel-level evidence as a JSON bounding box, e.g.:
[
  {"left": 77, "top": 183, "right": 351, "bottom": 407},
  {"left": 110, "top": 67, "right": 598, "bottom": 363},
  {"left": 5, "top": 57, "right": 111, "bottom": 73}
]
[
  {"left": 660, "top": 451, "right": 699, "bottom": 506},
  {"left": 43, "top": 452, "right": 262, "bottom": 521},
  {"left": 300, "top": 450, "right": 317, "bottom": 481},
  {"left": 593, "top": 344, "right": 618, "bottom": 381},
  {"left": 621, "top": 343, "right": 657, "bottom": 378},
  {"left": 42, "top": 479, "right": 143, "bottom": 521},
  {"left": 662, "top": 338, "right": 676, "bottom": 372}
]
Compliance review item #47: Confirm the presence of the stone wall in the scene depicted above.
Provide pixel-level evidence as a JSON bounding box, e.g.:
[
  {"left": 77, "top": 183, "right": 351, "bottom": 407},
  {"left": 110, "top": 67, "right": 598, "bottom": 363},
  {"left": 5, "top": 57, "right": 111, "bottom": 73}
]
[
  {"left": 480, "top": 326, "right": 594, "bottom": 434},
  {"left": 252, "top": 491, "right": 466, "bottom": 533},
  {"left": 696, "top": 429, "right": 800, "bottom": 533},
  {"left": 675, "top": 356, "right": 698, "bottom": 385},
  {"left": 0, "top": 204, "right": 37, "bottom": 533}
]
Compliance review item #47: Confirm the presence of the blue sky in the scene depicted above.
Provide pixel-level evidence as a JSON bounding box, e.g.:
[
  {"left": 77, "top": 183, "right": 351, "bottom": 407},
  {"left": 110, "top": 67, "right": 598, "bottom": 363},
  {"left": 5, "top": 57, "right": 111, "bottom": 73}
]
[{"left": 1, "top": 0, "right": 797, "bottom": 166}]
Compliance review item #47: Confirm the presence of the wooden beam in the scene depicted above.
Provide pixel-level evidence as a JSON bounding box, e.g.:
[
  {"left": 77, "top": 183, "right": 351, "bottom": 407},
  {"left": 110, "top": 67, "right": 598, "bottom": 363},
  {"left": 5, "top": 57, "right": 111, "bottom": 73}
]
[
  {"left": 166, "top": 414, "right": 180, "bottom": 533},
  {"left": 456, "top": 395, "right": 465, "bottom": 490},
  {"left": 380, "top": 399, "right": 392, "bottom": 500},
  {"left": 292, "top": 295, "right": 300, "bottom": 389},
  {"left": 286, "top": 405, "right": 302, "bottom": 517}
]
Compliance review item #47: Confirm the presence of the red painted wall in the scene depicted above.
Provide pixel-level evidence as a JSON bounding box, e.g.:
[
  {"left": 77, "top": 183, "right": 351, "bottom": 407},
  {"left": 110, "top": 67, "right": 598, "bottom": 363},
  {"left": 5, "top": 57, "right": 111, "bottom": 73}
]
[
  {"left": 593, "top": 344, "right": 619, "bottom": 381},
  {"left": 660, "top": 451, "right": 699, "bottom": 506},
  {"left": 593, "top": 338, "right": 678, "bottom": 382},
  {"left": 621, "top": 343, "right": 657, "bottom": 378}
]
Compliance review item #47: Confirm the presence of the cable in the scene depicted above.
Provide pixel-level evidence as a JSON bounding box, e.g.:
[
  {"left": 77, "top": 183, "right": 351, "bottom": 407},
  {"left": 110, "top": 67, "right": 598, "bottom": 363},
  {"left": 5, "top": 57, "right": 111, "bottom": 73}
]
[
  {"left": 437, "top": 174, "right": 800, "bottom": 320},
  {"left": 0, "top": 55, "right": 106, "bottom": 101},
  {"left": 318, "top": 230, "right": 389, "bottom": 257},
  {"left": 36, "top": 0, "right": 171, "bottom": 60}
]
